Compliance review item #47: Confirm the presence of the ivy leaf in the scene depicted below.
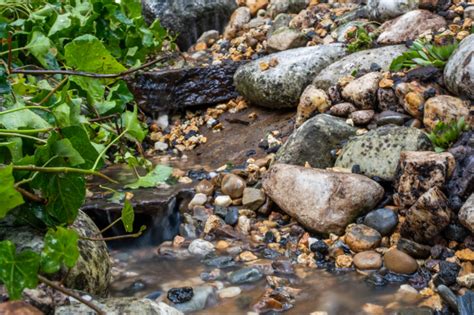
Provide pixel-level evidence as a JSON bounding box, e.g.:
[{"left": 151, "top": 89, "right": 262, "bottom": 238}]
[
  {"left": 0, "top": 241, "right": 40, "bottom": 300},
  {"left": 0, "top": 103, "right": 51, "bottom": 130},
  {"left": 122, "top": 106, "right": 146, "bottom": 142},
  {"left": 61, "top": 126, "right": 103, "bottom": 169},
  {"left": 121, "top": 199, "right": 134, "bottom": 233},
  {"left": 0, "top": 65, "right": 11, "bottom": 94},
  {"left": 125, "top": 165, "right": 173, "bottom": 189},
  {"left": 48, "top": 13, "right": 72, "bottom": 37},
  {"left": 27, "top": 31, "right": 59, "bottom": 69},
  {"left": 0, "top": 164, "right": 24, "bottom": 218},
  {"left": 0, "top": 138, "right": 23, "bottom": 163},
  {"left": 52, "top": 139, "right": 85, "bottom": 166},
  {"left": 41, "top": 227, "right": 79, "bottom": 274}
]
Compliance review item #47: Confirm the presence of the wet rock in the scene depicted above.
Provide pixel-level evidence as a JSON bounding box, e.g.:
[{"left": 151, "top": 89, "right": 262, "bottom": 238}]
[
  {"left": 272, "top": 260, "right": 294, "bottom": 275},
  {"left": 435, "top": 261, "right": 460, "bottom": 286},
  {"left": 384, "top": 248, "right": 419, "bottom": 274},
  {"left": 204, "top": 215, "right": 225, "bottom": 234},
  {"left": 167, "top": 287, "right": 194, "bottom": 304},
  {"left": 459, "top": 194, "right": 474, "bottom": 233},
  {"left": 225, "top": 207, "right": 239, "bottom": 226},
  {"left": 458, "top": 290, "right": 474, "bottom": 315},
  {"left": 342, "top": 72, "right": 383, "bottom": 109},
  {"left": 218, "top": 286, "right": 242, "bottom": 299},
  {"left": 366, "top": 0, "right": 419, "bottom": 21},
  {"left": 188, "top": 239, "right": 215, "bottom": 256},
  {"left": 142, "top": 0, "right": 237, "bottom": 50},
  {"left": 173, "top": 286, "right": 216, "bottom": 313},
  {"left": 223, "top": 7, "right": 251, "bottom": 39},
  {"left": 457, "top": 274, "right": 474, "bottom": 289},
  {"left": 262, "top": 164, "right": 384, "bottom": 235},
  {"left": 221, "top": 174, "right": 246, "bottom": 199},
  {"left": 242, "top": 188, "right": 266, "bottom": 211},
  {"left": 444, "top": 34, "right": 474, "bottom": 100},
  {"left": 364, "top": 208, "right": 398, "bottom": 236},
  {"left": 195, "top": 180, "right": 214, "bottom": 196},
  {"left": 345, "top": 224, "right": 382, "bottom": 253},
  {"left": 397, "top": 238, "right": 432, "bottom": 259},
  {"left": 401, "top": 187, "right": 452, "bottom": 244},
  {"left": 55, "top": 298, "right": 183, "bottom": 315},
  {"left": 188, "top": 193, "right": 207, "bottom": 209},
  {"left": 310, "top": 239, "right": 329, "bottom": 255},
  {"left": 234, "top": 44, "right": 347, "bottom": 108},
  {"left": 237, "top": 215, "right": 251, "bottom": 234},
  {"left": 395, "top": 151, "right": 455, "bottom": 207},
  {"left": 377, "top": 10, "right": 446, "bottom": 44},
  {"left": 313, "top": 45, "right": 407, "bottom": 91},
  {"left": 329, "top": 103, "right": 357, "bottom": 118},
  {"left": 229, "top": 267, "right": 263, "bottom": 284},
  {"left": 353, "top": 251, "right": 383, "bottom": 270},
  {"left": 444, "top": 223, "right": 470, "bottom": 243},
  {"left": 350, "top": 110, "right": 375, "bottom": 126},
  {"left": 295, "top": 86, "right": 331, "bottom": 128},
  {"left": 203, "top": 255, "right": 236, "bottom": 269},
  {"left": 128, "top": 61, "right": 244, "bottom": 114},
  {"left": 374, "top": 111, "right": 409, "bottom": 126},
  {"left": 267, "top": 27, "right": 307, "bottom": 52},
  {"left": 275, "top": 114, "right": 356, "bottom": 169},
  {"left": 214, "top": 195, "right": 232, "bottom": 207},
  {"left": 423, "top": 95, "right": 470, "bottom": 132},
  {"left": 335, "top": 126, "right": 432, "bottom": 181},
  {"left": 447, "top": 131, "right": 474, "bottom": 205}
]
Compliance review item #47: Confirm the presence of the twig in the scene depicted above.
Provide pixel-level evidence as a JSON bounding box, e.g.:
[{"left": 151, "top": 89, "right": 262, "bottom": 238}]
[
  {"left": 7, "top": 32, "right": 12, "bottom": 73},
  {"left": 97, "top": 217, "right": 121, "bottom": 236},
  {"left": 38, "top": 275, "right": 105, "bottom": 315},
  {"left": 89, "top": 113, "right": 119, "bottom": 123},
  {"left": 92, "top": 128, "right": 128, "bottom": 171},
  {"left": 11, "top": 54, "right": 175, "bottom": 78},
  {"left": 16, "top": 186, "right": 45, "bottom": 203},
  {"left": 12, "top": 165, "right": 118, "bottom": 184},
  {"left": 80, "top": 230, "right": 144, "bottom": 242},
  {"left": 38, "top": 76, "right": 68, "bottom": 105}
]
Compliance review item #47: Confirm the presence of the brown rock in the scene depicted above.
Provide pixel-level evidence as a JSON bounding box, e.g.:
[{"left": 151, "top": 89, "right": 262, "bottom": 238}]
[
  {"left": 336, "top": 254, "right": 353, "bottom": 268},
  {"left": 196, "top": 179, "right": 214, "bottom": 196},
  {"left": 295, "top": 85, "right": 330, "bottom": 128},
  {"left": 221, "top": 174, "right": 246, "bottom": 198},
  {"left": 384, "top": 248, "right": 418, "bottom": 274},
  {"left": 262, "top": 164, "right": 384, "bottom": 235},
  {"left": 224, "top": 7, "right": 251, "bottom": 39},
  {"left": 204, "top": 215, "right": 225, "bottom": 234},
  {"left": 395, "top": 151, "right": 455, "bottom": 207},
  {"left": 329, "top": 102, "right": 357, "bottom": 117},
  {"left": 353, "top": 251, "right": 383, "bottom": 270},
  {"left": 0, "top": 302, "right": 43, "bottom": 315},
  {"left": 242, "top": 187, "right": 266, "bottom": 210},
  {"left": 345, "top": 224, "right": 382, "bottom": 253},
  {"left": 350, "top": 110, "right": 375, "bottom": 125},
  {"left": 400, "top": 187, "right": 452, "bottom": 244},
  {"left": 456, "top": 248, "right": 474, "bottom": 262},
  {"left": 342, "top": 72, "right": 383, "bottom": 109},
  {"left": 423, "top": 95, "right": 470, "bottom": 131},
  {"left": 246, "top": 0, "right": 268, "bottom": 15},
  {"left": 403, "top": 92, "right": 424, "bottom": 119}
]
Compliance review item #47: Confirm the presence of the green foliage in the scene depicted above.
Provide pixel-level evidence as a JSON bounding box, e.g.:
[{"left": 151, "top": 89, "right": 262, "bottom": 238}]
[
  {"left": 125, "top": 164, "right": 173, "bottom": 189},
  {"left": 121, "top": 199, "right": 134, "bottom": 233},
  {"left": 390, "top": 39, "right": 458, "bottom": 72},
  {"left": 346, "top": 25, "right": 377, "bottom": 53},
  {"left": 0, "top": 164, "right": 24, "bottom": 218},
  {"left": 427, "top": 117, "right": 468, "bottom": 152},
  {"left": 41, "top": 227, "right": 79, "bottom": 274}
]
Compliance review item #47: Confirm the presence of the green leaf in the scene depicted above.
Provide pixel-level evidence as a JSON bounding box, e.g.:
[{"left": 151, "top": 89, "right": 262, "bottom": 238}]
[
  {"left": 121, "top": 199, "right": 134, "bottom": 233},
  {"left": 122, "top": 106, "right": 146, "bottom": 142},
  {"left": 0, "top": 164, "right": 24, "bottom": 218},
  {"left": 48, "top": 13, "right": 72, "bottom": 37},
  {"left": 0, "top": 138, "right": 23, "bottom": 163},
  {"left": 125, "top": 164, "right": 173, "bottom": 189},
  {"left": 0, "top": 103, "right": 51, "bottom": 130},
  {"left": 0, "top": 65, "right": 11, "bottom": 94},
  {"left": 0, "top": 241, "right": 40, "bottom": 300},
  {"left": 41, "top": 227, "right": 79, "bottom": 274},
  {"left": 61, "top": 126, "right": 103, "bottom": 169},
  {"left": 52, "top": 139, "right": 85, "bottom": 166},
  {"left": 27, "top": 31, "right": 58, "bottom": 69}
]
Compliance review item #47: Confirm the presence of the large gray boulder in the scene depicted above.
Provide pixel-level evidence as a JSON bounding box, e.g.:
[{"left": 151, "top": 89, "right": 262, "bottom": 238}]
[
  {"left": 444, "top": 34, "right": 474, "bottom": 100},
  {"left": 142, "top": 0, "right": 237, "bottom": 50},
  {"left": 0, "top": 210, "right": 111, "bottom": 297},
  {"left": 234, "top": 44, "right": 347, "bottom": 108},
  {"left": 335, "top": 126, "right": 432, "bottom": 181},
  {"left": 262, "top": 164, "right": 384, "bottom": 235},
  {"left": 313, "top": 45, "right": 407, "bottom": 91},
  {"left": 275, "top": 114, "right": 356, "bottom": 168},
  {"left": 366, "top": 0, "right": 420, "bottom": 21}
]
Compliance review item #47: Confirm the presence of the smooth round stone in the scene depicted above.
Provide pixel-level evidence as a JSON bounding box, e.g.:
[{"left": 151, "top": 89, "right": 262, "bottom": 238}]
[
  {"left": 196, "top": 179, "right": 214, "bottom": 196},
  {"left": 345, "top": 224, "right": 382, "bottom": 253},
  {"left": 225, "top": 207, "right": 239, "bottom": 225},
  {"left": 188, "top": 193, "right": 207, "bottom": 209},
  {"left": 214, "top": 195, "right": 232, "bottom": 207},
  {"left": 364, "top": 208, "right": 399, "bottom": 236},
  {"left": 228, "top": 267, "right": 263, "bottom": 284},
  {"left": 188, "top": 239, "right": 215, "bottom": 256},
  {"left": 375, "top": 111, "right": 408, "bottom": 126},
  {"left": 218, "top": 286, "right": 241, "bottom": 299},
  {"left": 221, "top": 174, "right": 246, "bottom": 198},
  {"left": 384, "top": 248, "right": 418, "bottom": 274},
  {"left": 353, "top": 251, "right": 383, "bottom": 270},
  {"left": 167, "top": 287, "right": 194, "bottom": 304}
]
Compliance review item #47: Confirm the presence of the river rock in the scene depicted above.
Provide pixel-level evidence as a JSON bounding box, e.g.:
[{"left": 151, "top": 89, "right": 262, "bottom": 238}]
[
  {"left": 364, "top": 208, "right": 399, "bottom": 236},
  {"left": 195, "top": 179, "right": 214, "bottom": 196},
  {"left": 234, "top": 44, "right": 347, "bottom": 108},
  {"left": 262, "top": 164, "right": 384, "bottom": 235},
  {"left": 345, "top": 224, "right": 382, "bottom": 252},
  {"left": 142, "top": 0, "right": 237, "bottom": 50},
  {"left": 267, "top": 0, "right": 309, "bottom": 18},
  {"left": 295, "top": 85, "right": 331, "bottom": 128},
  {"left": 353, "top": 251, "right": 383, "bottom": 270},
  {"left": 350, "top": 110, "right": 375, "bottom": 126},
  {"left": 0, "top": 301, "right": 42, "bottom": 315},
  {"left": 395, "top": 151, "right": 455, "bottom": 207},
  {"left": 214, "top": 195, "right": 233, "bottom": 207},
  {"left": 335, "top": 126, "right": 432, "bottom": 181},
  {"left": 229, "top": 267, "right": 263, "bottom": 284},
  {"left": 242, "top": 188, "right": 266, "bottom": 210},
  {"left": 313, "top": 45, "right": 407, "bottom": 91},
  {"left": 267, "top": 26, "right": 307, "bottom": 52},
  {"left": 173, "top": 286, "right": 216, "bottom": 313},
  {"left": 444, "top": 34, "right": 474, "bottom": 100},
  {"left": 330, "top": 103, "right": 357, "bottom": 117},
  {"left": 384, "top": 248, "right": 419, "bottom": 274},
  {"left": 397, "top": 238, "right": 432, "bottom": 259},
  {"left": 275, "top": 114, "right": 357, "bottom": 169},
  {"left": 401, "top": 187, "right": 452, "bottom": 244},
  {"left": 342, "top": 72, "right": 383, "bottom": 109},
  {"left": 128, "top": 61, "right": 245, "bottom": 113},
  {"left": 188, "top": 239, "right": 215, "bottom": 256},
  {"left": 377, "top": 10, "right": 446, "bottom": 45},
  {"left": 168, "top": 287, "right": 194, "bottom": 304},
  {"left": 188, "top": 193, "right": 208, "bottom": 209},
  {"left": 218, "top": 286, "right": 242, "bottom": 299},
  {"left": 423, "top": 95, "right": 471, "bottom": 132},
  {"left": 224, "top": 6, "right": 251, "bottom": 39},
  {"left": 221, "top": 174, "right": 246, "bottom": 198},
  {"left": 459, "top": 194, "right": 474, "bottom": 233},
  {"left": 57, "top": 299, "right": 183, "bottom": 315},
  {"left": 366, "top": 0, "right": 420, "bottom": 21}
]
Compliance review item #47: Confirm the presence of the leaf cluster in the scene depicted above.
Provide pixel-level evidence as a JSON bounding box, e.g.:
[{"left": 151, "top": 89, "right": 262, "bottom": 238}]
[
  {"left": 390, "top": 39, "right": 458, "bottom": 72},
  {"left": 346, "top": 25, "right": 378, "bottom": 53},
  {"left": 426, "top": 117, "right": 468, "bottom": 152}
]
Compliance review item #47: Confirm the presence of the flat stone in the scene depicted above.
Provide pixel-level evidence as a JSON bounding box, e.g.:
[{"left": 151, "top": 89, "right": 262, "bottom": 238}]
[
  {"left": 353, "top": 251, "right": 383, "bottom": 270},
  {"left": 363, "top": 208, "right": 398, "bottom": 236},
  {"left": 242, "top": 188, "right": 266, "bottom": 210},
  {"left": 345, "top": 224, "right": 382, "bottom": 253},
  {"left": 444, "top": 34, "right": 474, "bottom": 100},
  {"left": 267, "top": 26, "right": 307, "bottom": 52},
  {"left": 335, "top": 126, "right": 432, "bottom": 181},
  {"left": 262, "top": 164, "right": 384, "bottom": 235},
  {"left": 234, "top": 44, "right": 347, "bottom": 108},
  {"left": 384, "top": 248, "right": 419, "bottom": 274}
]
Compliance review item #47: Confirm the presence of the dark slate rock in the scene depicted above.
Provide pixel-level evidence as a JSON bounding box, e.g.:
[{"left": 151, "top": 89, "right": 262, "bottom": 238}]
[{"left": 363, "top": 208, "right": 398, "bottom": 236}]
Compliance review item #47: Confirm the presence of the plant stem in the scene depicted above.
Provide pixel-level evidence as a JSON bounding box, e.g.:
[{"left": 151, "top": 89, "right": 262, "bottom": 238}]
[
  {"left": 80, "top": 230, "right": 144, "bottom": 242},
  {"left": 38, "top": 76, "right": 68, "bottom": 105},
  {"left": 98, "top": 217, "right": 122, "bottom": 235},
  {"left": 0, "top": 105, "right": 51, "bottom": 116},
  {"left": 0, "top": 46, "right": 26, "bottom": 57},
  {"left": 12, "top": 165, "right": 118, "bottom": 184},
  {"left": 92, "top": 128, "right": 128, "bottom": 171},
  {"left": 0, "top": 128, "right": 53, "bottom": 134},
  {"left": 16, "top": 186, "right": 45, "bottom": 203},
  {"left": 38, "top": 275, "right": 105, "bottom": 315},
  {"left": 0, "top": 132, "right": 47, "bottom": 143}
]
